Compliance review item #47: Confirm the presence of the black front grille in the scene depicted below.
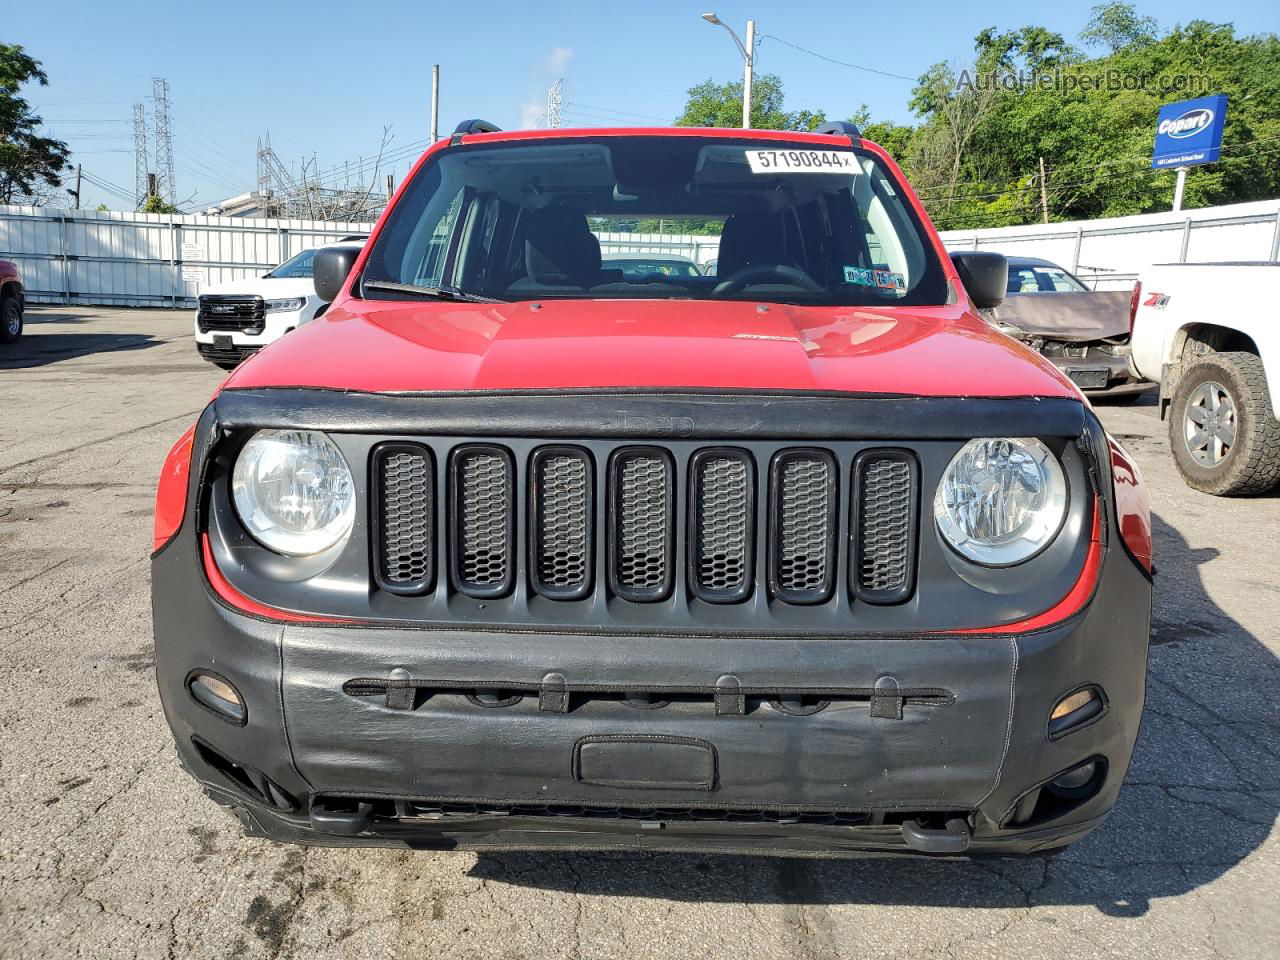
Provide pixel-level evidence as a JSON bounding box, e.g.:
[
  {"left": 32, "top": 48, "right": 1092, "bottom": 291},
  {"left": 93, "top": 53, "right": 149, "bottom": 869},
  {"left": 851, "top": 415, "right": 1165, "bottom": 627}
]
[
  {"left": 771, "top": 451, "right": 837, "bottom": 603},
  {"left": 531, "top": 448, "right": 593, "bottom": 599},
  {"left": 610, "top": 450, "right": 674, "bottom": 601},
  {"left": 197, "top": 295, "right": 265, "bottom": 333},
  {"left": 374, "top": 441, "right": 919, "bottom": 607},
  {"left": 690, "top": 450, "right": 754, "bottom": 602},
  {"left": 853, "top": 452, "right": 918, "bottom": 603},
  {"left": 372, "top": 444, "right": 434, "bottom": 594},
  {"left": 450, "top": 446, "right": 514, "bottom": 597}
]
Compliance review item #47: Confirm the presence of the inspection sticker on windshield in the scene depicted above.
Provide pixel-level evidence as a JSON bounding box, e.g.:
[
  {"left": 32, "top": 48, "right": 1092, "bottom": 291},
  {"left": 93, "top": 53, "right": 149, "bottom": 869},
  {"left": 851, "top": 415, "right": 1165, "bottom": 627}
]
[
  {"left": 747, "top": 149, "right": 857, "bottom": 173},
  {"left": 844, "top": 266, "right": 905, "bottom": 290}
]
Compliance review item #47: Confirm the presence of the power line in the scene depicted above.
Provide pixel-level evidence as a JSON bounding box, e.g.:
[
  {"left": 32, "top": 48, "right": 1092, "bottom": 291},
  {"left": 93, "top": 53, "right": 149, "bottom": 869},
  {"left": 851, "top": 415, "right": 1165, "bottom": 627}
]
[
  {"left": 759, "top": 34, "right": 917, "bottom": 82},
  {"left": 565, "top": 101, "right": 670, "bottom": 122}
]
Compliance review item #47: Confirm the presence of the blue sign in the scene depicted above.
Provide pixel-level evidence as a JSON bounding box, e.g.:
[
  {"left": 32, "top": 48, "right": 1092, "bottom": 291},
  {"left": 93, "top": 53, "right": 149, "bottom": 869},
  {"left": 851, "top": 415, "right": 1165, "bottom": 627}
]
[{"left": 1152, "top": 94, "right": 1227, "bottom": 169}]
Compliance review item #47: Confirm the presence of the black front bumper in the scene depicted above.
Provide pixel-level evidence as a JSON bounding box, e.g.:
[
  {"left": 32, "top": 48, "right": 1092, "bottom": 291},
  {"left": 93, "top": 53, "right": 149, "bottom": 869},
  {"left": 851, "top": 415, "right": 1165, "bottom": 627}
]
[
  {"left": 154, "top": 528, "right": 1149, "bottom": 858},
  {"left": 196, "top": 340, "right": 259, "bottom": 367}
]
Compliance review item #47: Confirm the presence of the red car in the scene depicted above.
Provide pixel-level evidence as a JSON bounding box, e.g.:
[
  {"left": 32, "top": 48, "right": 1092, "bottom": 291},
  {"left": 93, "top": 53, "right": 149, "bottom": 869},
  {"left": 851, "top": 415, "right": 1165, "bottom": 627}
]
[
  {"left": 0, "top": 259, "right": 23, "bottom": 344},
  {"left": 152, "top": 122, "right": 1152, "bottom": 858}
]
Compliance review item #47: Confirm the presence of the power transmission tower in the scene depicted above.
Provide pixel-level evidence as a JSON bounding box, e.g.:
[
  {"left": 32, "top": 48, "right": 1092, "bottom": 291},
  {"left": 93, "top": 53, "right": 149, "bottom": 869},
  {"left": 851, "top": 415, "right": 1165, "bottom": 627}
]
[
  {"left": 132, "top": 103, "right": 149, "bottom": 209},
  {"left": 545, "top": 79, "right": 563, "bottom": 128},
  {"left": 152, "top": 77, "right": 176, "bottom": 207}
]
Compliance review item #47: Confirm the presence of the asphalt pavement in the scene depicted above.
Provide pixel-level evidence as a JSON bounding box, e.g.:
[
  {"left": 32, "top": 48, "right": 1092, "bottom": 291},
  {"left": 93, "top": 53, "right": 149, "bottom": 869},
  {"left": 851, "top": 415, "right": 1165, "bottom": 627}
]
[{"left": 1, "top": 306, "right": 1277, "bottom": 959}]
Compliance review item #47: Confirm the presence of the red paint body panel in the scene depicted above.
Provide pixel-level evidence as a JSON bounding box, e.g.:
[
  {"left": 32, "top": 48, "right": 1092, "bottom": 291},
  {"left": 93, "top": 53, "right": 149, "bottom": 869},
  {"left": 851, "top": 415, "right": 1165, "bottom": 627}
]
[
  {"left": 229, "top": 298, "right": 1080, "bottom": 398},
  {"left": 153, "top": 426, "right": 195, "bottom": 553},
  {"left": 1109, "top": 438, "right": 1154, "bottom": 573}
]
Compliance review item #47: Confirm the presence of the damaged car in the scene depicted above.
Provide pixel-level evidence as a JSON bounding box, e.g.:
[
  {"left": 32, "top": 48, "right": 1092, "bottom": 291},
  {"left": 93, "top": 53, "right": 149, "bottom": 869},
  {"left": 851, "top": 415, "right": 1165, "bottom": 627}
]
[{"left": 963, "top": 255, "right": 1150, "bottom": 400}]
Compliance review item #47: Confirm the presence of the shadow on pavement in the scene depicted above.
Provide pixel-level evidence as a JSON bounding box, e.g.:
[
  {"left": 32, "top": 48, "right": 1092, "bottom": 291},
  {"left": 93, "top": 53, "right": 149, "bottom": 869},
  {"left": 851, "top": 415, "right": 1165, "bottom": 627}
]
[
  {"left": 0, "top": 332, "right": 160, "bottom": 368},
  {"left": 470, "top": 513, "right": 1277, "bottom": 914}
]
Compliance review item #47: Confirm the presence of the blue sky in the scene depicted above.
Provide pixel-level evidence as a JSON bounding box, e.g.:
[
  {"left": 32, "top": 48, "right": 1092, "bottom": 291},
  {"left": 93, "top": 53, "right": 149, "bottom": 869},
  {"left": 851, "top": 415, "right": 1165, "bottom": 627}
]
[{"left": 11, "top": 0, "right": 1278, "bottom": 210}]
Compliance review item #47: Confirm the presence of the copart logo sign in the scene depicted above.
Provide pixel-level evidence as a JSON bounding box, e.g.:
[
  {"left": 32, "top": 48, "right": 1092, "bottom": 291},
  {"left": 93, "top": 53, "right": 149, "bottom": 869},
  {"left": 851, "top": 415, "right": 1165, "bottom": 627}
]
[
  {"left": 1158, "top": 108, "right": 1214, "bottom": 139},
  {"left": 1151, "top": 94, "right": 1227, "bottom": 170}
]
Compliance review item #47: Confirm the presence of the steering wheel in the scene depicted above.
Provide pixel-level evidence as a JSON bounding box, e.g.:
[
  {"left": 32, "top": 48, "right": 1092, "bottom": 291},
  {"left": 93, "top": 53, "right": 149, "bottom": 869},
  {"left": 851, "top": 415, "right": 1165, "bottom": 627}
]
[{"left": 712, "top": 264, "right": 824, "bottom": 295}]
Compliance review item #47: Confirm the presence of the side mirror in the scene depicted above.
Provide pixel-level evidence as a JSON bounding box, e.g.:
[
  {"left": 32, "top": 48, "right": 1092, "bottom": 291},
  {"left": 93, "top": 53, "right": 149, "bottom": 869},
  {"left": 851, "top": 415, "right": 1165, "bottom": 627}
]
[
  {"left": 949, "top": 252, "right": 1008, "bottom": 310},
  {"left": 313, "top": 245, "right": 364, "bottom": 303}
]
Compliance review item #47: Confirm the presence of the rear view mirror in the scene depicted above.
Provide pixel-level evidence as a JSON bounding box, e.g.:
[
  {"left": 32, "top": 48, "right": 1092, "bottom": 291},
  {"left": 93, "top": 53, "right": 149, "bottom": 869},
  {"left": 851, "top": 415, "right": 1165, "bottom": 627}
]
[
  {"left": 950, "top": 252, "right": 1008, "bottom": 310},
  {"left": 313, "top": 245, "right": 364, "bottom": 303}
]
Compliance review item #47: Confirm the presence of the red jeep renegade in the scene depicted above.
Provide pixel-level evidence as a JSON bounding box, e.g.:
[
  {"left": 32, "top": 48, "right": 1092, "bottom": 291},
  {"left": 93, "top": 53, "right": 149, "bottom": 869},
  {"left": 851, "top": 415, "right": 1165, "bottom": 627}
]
[{"left": 152, "top": 121, "right": 1152, "bottom": 857}]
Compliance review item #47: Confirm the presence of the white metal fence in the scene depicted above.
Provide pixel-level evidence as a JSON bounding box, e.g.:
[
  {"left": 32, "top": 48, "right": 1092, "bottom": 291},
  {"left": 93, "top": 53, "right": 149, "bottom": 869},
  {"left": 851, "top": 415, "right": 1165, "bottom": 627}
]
[
  {"left": 3, "top": 198, "right": 1279, "bottom": 307},
  {"left": 0, "top": 205, "right": 373, "bottom": 307},
  {"left": 937, "top": 198, "right": 1280, "bottom": 290}
]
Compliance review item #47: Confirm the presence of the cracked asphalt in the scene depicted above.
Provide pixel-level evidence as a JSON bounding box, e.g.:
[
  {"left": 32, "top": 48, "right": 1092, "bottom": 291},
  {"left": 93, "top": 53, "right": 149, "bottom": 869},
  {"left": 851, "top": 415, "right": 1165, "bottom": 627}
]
[{"left": 1, "top": 306, "right": 1277, "bottom": 960}]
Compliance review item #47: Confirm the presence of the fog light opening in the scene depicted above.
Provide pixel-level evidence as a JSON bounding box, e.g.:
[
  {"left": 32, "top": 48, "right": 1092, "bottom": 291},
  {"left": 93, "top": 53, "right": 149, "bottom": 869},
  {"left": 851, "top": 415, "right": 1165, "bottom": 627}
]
[
  {"left": 188, "top": 670, "right": 246, "bottom": 725},
  {"left": 1005, "top": 758, "right": 1108, "bottom": 828},
  {"left": 1046, "top": 761, "right": 1100, "bottom": 800},
  {"left": 1048, "top": 685, "right": 1104, "bottom": 739}
]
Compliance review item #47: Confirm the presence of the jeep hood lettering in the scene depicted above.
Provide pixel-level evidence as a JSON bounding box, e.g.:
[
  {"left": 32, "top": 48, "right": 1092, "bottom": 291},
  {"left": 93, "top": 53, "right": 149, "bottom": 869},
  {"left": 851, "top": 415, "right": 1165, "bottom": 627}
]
[{"left": 226, "top": 298, "right": 1079, "bottom": 400}]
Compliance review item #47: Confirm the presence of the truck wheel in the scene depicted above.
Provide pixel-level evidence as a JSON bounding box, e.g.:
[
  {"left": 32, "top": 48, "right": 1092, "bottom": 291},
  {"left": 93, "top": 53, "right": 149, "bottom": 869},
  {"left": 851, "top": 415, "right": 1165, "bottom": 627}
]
[
  {"left": 1168, "top": 352, "right": 1280, "bottom": 495},
  {"left": 0, "top": 296, "right": 22, "bottom": 344}
]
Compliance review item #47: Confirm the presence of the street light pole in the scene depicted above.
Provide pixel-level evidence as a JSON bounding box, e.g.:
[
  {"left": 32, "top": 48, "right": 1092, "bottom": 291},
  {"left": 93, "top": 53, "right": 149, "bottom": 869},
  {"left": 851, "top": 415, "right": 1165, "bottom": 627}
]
[{"left": 700, "top": 13, "right": 755, "bottom": 128}]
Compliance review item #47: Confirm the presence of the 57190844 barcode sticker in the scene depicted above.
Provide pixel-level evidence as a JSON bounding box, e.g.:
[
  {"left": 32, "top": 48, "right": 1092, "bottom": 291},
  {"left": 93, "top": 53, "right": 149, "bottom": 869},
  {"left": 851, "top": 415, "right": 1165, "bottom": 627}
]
[{"left": 746, "top": 150, "right": 859, "bottom": 174}]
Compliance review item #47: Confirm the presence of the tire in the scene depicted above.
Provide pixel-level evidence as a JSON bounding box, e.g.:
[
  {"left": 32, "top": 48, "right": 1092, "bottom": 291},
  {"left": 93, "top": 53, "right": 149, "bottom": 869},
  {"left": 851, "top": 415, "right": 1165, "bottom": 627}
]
[
  {"left": 0, "top": 295, "right": 22, "bottom": 344},
  {"left": 1168, "top": 352, "right": 1280, "bottom": 496}
]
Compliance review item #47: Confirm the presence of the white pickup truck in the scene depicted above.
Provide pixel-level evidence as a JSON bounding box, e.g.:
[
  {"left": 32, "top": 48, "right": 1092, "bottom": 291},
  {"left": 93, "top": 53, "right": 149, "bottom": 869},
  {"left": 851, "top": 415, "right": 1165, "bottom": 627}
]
[{"left": 1130, "top": 262, "right": 1280, "bottom": 495}]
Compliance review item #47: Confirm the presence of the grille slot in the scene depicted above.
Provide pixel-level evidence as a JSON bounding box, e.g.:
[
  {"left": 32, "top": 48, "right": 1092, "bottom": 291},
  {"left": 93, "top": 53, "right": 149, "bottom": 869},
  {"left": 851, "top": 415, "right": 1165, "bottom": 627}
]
[
  {"left": 770, "top": 450, "right": 837, "bottom": 603},
  {"left": 689, "top": 449, "right": 754, "bottom": 603},
  {"left": 530, "top": 447, "right": 593, "bottom": 599},
  {"left": 372, "top": 444, "right": 435, "bottom": 595},
  {"left": 853, "top": 451, "right": 918, "bottom": 604},
  {"left": 609, "top": 449, "right": 674, "bottom": 602},
  {"left": 450, "top": 446, "right": 515, "bottom": 598}
]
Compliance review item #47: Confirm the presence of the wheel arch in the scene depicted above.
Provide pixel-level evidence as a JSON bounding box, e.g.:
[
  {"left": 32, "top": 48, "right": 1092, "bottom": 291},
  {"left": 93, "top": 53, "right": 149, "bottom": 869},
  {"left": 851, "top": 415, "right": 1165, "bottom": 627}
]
[{"left": 1163, "top": 322, "right": 1279, "bottom": 420}]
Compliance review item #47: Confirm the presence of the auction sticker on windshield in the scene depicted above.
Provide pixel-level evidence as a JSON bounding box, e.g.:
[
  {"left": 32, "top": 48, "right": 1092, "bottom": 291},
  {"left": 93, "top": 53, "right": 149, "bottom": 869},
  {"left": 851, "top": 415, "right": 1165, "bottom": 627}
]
[{"left": 747, "top": 149, "right": 858, "bottom": 173}]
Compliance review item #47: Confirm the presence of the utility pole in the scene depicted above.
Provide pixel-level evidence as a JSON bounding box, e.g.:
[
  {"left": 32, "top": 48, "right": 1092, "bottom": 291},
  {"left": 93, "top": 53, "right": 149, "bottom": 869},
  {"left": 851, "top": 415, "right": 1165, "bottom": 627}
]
[
  {"left": 546, "top": 78, "right": 563, "bottom": 128},
  {"left": 132, "top": 103, "right": 149, "bottom": 210},
  {"left": 386, "top": 174, "right": 394, "bottom": 202},
  {"left": 700, "top": 14, "right": 755, "bottom": 128},
  {"left": 1172, "top": 166, "right": 1188, "bottom": 212},
  {"left": 431, "top": 65, "right": 440, "bottom": 140},
  {"left": 152, "top": 78, "right": 176, "bottom": 207},
  {"left": 72, "top": 164, "right": 82, "bottom": 209},
  {"left": 1038, "top": 156, "right": 1049, "bottom": 224},
  {"left": 147, "top": 173, "right": 158, "bottom": 208}
]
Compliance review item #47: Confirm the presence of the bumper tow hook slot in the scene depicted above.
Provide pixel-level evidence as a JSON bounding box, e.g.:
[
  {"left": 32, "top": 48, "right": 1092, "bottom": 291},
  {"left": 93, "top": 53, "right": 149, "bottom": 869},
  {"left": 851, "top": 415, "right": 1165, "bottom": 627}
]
[
  {"left": 715, "top": 675, "right": 745, "bottom": 716},
  {"left": 385, "top": 667, "right": 414, "bottom": 710},
  {"left": 539, "top": 673, "right": 569, "bottom": 713},
  {"left": 901, "top": 818, "right": 972, "bottom": 854},
  {"left": 309, "top": 799, "right": 375, "bottom": 836},
  {"left": 870, "top": 676, "right": 904, "bottom": 720}
]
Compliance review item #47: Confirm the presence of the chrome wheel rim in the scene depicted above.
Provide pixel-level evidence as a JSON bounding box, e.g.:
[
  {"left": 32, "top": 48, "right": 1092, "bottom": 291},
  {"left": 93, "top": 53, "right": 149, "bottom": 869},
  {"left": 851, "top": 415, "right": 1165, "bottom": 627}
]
[
  {"left": 4, "top": 307, "right": 17, "bottom": 336},
  {"left": 1184, "top": 380, "right": 1237, "bottom": 467}
]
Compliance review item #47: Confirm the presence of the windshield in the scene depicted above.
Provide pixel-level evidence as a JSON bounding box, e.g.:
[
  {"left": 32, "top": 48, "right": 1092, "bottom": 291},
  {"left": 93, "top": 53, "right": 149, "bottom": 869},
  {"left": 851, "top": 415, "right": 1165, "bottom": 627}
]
[
  {"left": 265, "top": 248, "right": 318, "bottom": 279},
  {"left": 361, "top": 136, "right": 949, "bottom": 307}
]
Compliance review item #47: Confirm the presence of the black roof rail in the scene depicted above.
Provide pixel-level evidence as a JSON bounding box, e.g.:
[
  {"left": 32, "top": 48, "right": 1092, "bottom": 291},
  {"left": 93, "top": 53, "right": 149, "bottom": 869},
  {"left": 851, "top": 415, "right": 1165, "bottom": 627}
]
[
  {"left": 815, "top": 120, "right": 862, "bottom": 142},
  {"left": 450, "top": 119, "right": 502, "bottom": 144}
]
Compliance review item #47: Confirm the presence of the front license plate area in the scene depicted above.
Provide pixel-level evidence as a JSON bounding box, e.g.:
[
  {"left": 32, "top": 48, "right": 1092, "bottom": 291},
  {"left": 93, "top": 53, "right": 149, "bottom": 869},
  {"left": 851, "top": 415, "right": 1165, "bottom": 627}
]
[
  {"left": 213, "top": 334, "right": 233, "bottom": 349},
  {"left": 1066, "top": 366, "right": 1108, "bottom": 390}
]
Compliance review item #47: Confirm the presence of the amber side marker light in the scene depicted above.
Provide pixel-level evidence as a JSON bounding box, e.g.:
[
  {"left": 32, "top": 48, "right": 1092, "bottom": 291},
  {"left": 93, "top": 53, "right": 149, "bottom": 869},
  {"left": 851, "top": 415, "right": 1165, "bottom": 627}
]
[
  {"left": 1048, "top": 687, "right": 1103, "bottom": 739},
  {"left": 189, "top": 672, "right": 246, "bottom": 725}
]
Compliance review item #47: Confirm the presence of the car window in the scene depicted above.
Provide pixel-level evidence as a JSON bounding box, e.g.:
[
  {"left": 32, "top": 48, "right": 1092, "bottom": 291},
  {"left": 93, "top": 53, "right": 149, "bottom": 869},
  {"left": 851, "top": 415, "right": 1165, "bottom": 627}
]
[
  {"left": 361, "top": 136, "right": 950, "bottom": 307},
  {"left": 264, "top": 248, "right": 317, "bottom": 279},
  {"left": 1042, "top": 268, "right": 1087, "bottom": 292},
  {"left": 1007, "top": 265, "right": 1088, "bottom": 294}
]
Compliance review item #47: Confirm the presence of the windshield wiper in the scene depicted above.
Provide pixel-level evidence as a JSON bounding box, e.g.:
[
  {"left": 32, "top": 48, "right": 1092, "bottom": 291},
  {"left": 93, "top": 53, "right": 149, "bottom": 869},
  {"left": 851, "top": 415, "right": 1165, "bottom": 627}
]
[{"left": 362, "top": 279, "right": 506, "bottom": 303}]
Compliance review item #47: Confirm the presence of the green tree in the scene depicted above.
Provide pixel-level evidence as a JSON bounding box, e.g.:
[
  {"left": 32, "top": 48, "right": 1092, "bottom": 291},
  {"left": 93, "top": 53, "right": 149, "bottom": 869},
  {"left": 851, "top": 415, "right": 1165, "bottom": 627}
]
[
  {"left": 0, "top": 44, "right": 70, "bottom": 204},
  {"left": 676, "top": 74, "right": 825, "bottom": 131},
  {"left": 1080, "top": 2, "right": 1158, "bottom": 53},
  {"left": 142, "top": 193, "right": 180, "bottom": 214}
]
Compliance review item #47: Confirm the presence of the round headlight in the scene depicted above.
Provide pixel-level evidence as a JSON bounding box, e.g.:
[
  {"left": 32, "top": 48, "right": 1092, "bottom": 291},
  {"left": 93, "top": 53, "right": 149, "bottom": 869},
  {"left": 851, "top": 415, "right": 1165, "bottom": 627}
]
[
  {"left": 934, "top": 438, "right": 1067, "bottom": 566},
  {"left": 231, "top": 430, "right": 354, "bottom": 556}
]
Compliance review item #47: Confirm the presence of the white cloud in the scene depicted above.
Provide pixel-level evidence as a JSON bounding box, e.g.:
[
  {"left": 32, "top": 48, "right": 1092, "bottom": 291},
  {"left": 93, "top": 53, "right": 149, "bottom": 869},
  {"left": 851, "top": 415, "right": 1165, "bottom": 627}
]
[
  {"left": 548, "top": 46, "right": 573, "bottom": 75},
  {"left": 520, "top": 98, "right": 545, "bottom": 129}
]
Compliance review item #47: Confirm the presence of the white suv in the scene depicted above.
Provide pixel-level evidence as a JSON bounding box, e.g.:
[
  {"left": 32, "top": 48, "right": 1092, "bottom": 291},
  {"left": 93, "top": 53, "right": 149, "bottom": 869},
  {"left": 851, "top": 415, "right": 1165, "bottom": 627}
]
[{"left": 193, "top": 239, "right": 365, "bottom": 369}]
